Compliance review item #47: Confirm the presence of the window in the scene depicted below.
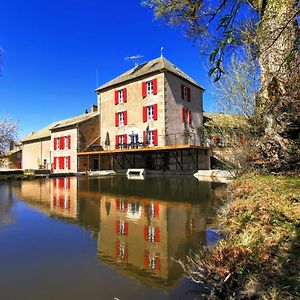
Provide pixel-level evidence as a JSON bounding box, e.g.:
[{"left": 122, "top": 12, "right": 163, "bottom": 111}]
[
  {"left": 65, "top": 157, "right": 68, "bottom": 169},
  {"left": 181, "top": 84, "right": 191, "bottom": 101},
  {"left": 182, "top": 108, "right": 192, "bottom": 124},
  {"left": 142, "top": 79, "right": 157, "bottom": 98},
  {"left": 144, "top": 226, "right": 160, "bottom": 243},
  {"left": 146, "top": 81, "right": 154, "bottom": 95},
  {"left": 119, "top": 112, "right": 125, "bottom": 126},
  {"left": 118, "top": 89, "right": 124, "bottom": 102},
  {"left": 56, "top": 137, "right": 60, "bottom": 150},
  {"left": 148, "top": 130, "right": 154, "bottom": 145},
  {"left": 147, "top": 105, "right": 154, "bottom": 120},
  {"left": 119, "top": 135, "right": 124, "bottom": 145},
  {"left": 64, "top": 136, "right": 68, "bottom": 149}
]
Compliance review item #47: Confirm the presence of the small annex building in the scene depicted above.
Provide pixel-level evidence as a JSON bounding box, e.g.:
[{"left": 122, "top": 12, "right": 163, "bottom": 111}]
[{"left": 21, "top": 107, "right": 99, "bottom": 173}]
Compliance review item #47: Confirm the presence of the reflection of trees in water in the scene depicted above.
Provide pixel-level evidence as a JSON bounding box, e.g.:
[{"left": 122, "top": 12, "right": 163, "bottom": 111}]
[{"left": 0, "top": 185, "right": 14, "bottom": 225}]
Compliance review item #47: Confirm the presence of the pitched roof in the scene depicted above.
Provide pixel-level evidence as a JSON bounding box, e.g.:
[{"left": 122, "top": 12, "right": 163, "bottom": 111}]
[
  {"left": 96, "top": 56, "right": 204, "bottom": 91},
  {"left": 21, "top": 112, "right": 98, "bottom": 143}
]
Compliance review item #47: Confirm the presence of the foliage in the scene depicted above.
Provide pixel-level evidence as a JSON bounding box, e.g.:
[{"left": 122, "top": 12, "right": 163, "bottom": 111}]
[{"left": 179, "top": 174, "right": 300, "bottom": 299}]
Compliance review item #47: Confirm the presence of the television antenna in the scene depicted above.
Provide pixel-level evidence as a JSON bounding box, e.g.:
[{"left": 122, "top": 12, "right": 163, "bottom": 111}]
[{"left": 124, "top": 54, "right": 144, "bottom": 67}]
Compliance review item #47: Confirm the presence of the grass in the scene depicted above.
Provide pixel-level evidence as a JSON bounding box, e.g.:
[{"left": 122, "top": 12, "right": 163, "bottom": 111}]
[{"left": 185, "top": 173, "right": 300, "bottom": 299}]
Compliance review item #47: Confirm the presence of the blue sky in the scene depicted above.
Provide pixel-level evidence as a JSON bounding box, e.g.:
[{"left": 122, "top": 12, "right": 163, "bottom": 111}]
[{"left": 0, "top": 0, "right": 216, "bottom": 139}]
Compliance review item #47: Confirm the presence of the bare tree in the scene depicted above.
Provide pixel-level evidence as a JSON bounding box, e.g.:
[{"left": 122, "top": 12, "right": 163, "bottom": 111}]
[{"left": 0, "top": 115, "right": 19, "bottom": 156}]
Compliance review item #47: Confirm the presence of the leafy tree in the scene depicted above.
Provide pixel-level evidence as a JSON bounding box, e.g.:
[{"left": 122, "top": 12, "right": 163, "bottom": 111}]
[{"left": 143, "top": 0, "right": 300, "bottom": 171}]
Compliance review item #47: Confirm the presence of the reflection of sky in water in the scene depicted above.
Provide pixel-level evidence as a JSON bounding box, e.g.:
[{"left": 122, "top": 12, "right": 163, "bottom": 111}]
[{"left": 0, "top": 176, "right": 223, "bottom": 300}]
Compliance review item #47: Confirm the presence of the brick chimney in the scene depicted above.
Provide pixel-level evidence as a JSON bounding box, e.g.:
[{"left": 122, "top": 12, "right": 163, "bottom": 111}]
[{"left": 91, "top": 104, "right": 98, "bottom": 112}]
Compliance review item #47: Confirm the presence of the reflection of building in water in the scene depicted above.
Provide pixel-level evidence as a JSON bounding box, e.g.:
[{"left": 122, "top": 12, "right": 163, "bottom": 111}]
[
  {"left": 16, "top": 178, "right": 78, "bottom": 220},
  {"left": 50, "top": 177, "right": 78, "bottom": 219},
  {"left": 98, "top": 193, "right": 207, "bottom": 286}
]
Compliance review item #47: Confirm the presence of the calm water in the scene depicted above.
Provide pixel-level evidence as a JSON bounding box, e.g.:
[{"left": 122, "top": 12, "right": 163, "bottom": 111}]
[{"left": 0, "top": 175, "right": 221, "bottom": 300}]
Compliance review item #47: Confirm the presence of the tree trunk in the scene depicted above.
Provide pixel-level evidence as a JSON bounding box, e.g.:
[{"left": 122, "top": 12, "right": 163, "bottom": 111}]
[{"left": 255, "top": 0, "right": 300, "bottom": 170}]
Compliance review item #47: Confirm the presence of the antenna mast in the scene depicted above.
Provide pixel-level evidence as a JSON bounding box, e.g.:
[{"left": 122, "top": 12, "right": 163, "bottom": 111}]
[{"left": 124, "top": 55, "right": 144, "bottom": 67}]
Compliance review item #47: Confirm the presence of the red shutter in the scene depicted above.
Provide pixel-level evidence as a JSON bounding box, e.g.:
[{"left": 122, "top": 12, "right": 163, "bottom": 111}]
[
  {"left": 124, "top": 111, "right": 127, "bottom": 125},
  {"left": 182, "top": 108, "right": 186, "bottom": 123},
  {"left": 53, "top": 157, "right": 57, "bottom": 170},
  {"left": 115, "top": 135, "right": 119, "bottom": 149},
  {"left": 154, "top": 202, "right": 159, "bottom": 217},
  {"left": 54, "top": 138, "right": 57, "bottom": 150},
  {"left": 67, "top": 156, "right": 71, "bottom": 170},
  {"left": 67, "top": 135, "right": 71, "bottom": 149},
  {"left": 115, "top": 112, "right": 119, "bottom": 127},
  {"left": 154, "top": 129, "right": 158, "bottom": 146},
  {"left": 153, "top": 104, "right": 158, "bottom": 120},
  {"left": 60, "top": 157, "right": 64, "bottom": 169},
  {"left": 142, "top": 82, "right": 147, "bottom": 98},
  {"left": 67, "top": 178, "right": 71, "bottom": 189},
  {"left": 124, "top": 134, "right": 127, "bottom": 144},
  {"left": 60, "top": 137, "right": 64, "bottom": 149},
  {"left": 123, "top": 88, "right": 127, "bottom": 103},
  {"left": 153, "top": 78, "right": 157, "bottom": 95},
  {"left": 144, "top": 225, "right": 149, "bottom": 241},
  {"left": 155, "top": 227, "right": 160, "bottom": 243},
  {"left": 143, "top": 131, "right": 147, "bottom": 146},
  {"left": 187, "top": 87, "right": 191, "bottom": 102},
  {"left": 143, "top": 106, "right": 147, "bottom": 122},
  {"left": 181, "top": 84, "right": 184, "bottom": 100},
  {"left": 115, "top": 90, "right": 119, "bottom": 105},
  {"left": 188, "top": 110, "right": 192, "bottom": 124},
  {"left": 124, "top": 222, "right": 128, "bottom": 236}
]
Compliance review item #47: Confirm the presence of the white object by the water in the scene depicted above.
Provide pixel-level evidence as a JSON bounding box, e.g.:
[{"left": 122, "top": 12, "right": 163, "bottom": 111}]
[
  {"left": 194, "top": 170, "right": 233, "bottom": 182},
  {"left": 88, "top": 170, "right": 116, "bottom": 176},
  {"left": 126, "top": 169, "right": 145, "bottom": 176}
]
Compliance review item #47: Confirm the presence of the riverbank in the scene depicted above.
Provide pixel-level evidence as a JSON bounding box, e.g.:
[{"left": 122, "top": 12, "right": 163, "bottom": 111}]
[{"left": 185, "top": 173, "right": 300, "bottom": 299}]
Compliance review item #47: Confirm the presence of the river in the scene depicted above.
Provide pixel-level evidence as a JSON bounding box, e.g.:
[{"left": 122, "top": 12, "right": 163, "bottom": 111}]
[{"left": 0, "top": 175, "right": 222, "bottom": 300}]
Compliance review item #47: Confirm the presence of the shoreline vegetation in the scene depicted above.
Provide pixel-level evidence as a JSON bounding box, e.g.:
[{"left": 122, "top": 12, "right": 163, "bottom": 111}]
[{"left": 183, "top": 173, "right": 300, "bottom": 299}]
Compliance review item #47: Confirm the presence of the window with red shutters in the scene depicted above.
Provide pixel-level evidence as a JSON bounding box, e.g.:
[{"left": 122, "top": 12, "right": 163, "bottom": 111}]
[
  {"left": 115, "top": 112, "right": 119, "bottom": 127},
  {"left": 53, "top": 157, "right": 57, "bottom": 169},
  {"left": 153, "top": 78, "right": 157, "bottom": 95},
  {"left": 60, "top": 137, "right": 64, "bottom": 150},
  {"left": 59, "top": 157, "right": 64, "bottom": 169},
  {"left": 153, "top": 104, "right": 158, "bottom": 120},
  {"left": 54, "top": 138, "right": 57, "bottom": 150},
  {"left": 153, "top": 129, "right": 158, "bottom": 146},
  {"left": 143, "top": 106, "right": 147, "bottom": 122},
  {"left": 142, "top": 82, "right": 147, "bottom": 98},
  {"left": 124, "top": 111, "right": 127, "bottom": 125},
  {"left": 115, "top": 90, "right": 119, "bottom": 105}
]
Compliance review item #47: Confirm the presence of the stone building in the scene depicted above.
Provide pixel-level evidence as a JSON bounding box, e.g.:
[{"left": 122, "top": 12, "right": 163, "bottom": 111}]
[{"left": 96, "top": 56, "right": 204, "bottom": 150}]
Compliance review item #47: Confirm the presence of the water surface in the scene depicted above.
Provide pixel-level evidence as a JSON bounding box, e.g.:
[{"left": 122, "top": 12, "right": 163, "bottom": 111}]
[{"left": 0, "top": 175, "right": 220, "bottom": 300}]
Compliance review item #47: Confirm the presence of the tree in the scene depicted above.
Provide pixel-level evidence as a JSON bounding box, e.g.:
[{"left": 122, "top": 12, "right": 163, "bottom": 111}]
[
  {"left": 143, "top": 0, "right": 300, "bottom": 171},
  {"left": 0, "top": 115, "right": 19, "bottom": 156}
]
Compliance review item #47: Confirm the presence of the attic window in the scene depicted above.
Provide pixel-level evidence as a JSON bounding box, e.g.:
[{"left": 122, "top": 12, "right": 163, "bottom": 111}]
[
  {"left": 130, "top": 62, "right": 147, "bottom": 74},
  {"left": 150, "top": 62, "right": 159, "bottom": 68}
]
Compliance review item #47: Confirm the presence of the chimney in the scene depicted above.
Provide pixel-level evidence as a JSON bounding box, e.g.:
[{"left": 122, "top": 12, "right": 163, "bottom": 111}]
[{"left": 91, "top": 104, "right": 98, "bottom": 112}]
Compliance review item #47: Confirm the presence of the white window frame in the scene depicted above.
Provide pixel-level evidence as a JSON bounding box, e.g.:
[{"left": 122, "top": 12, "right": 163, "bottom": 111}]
[
  {"left": 118, "top": 112, "right": 125, "bottom": 126},
  {"left": 119, "top": 135, "right": 124, "bottom": 145},
  {"left": 146, "top": 81, "right": 154, "bottom": 95},
  {"left": 148, "top": 226, "right": 155, "bottom": 242},
  {"left": 118, "top": 89, "right": 124, "bottom": 103},
  {"left": 64, "top": 136, "right": 68, "bottom": 149},
  {"left": 147, "top": 105, "right": 154, "bottom": 120},
  {"left": 148, "top": 130, "right": 154, "bottom": 146},
  {"left": 56, "top": 137, "right": 60, "bottom": 150}
]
